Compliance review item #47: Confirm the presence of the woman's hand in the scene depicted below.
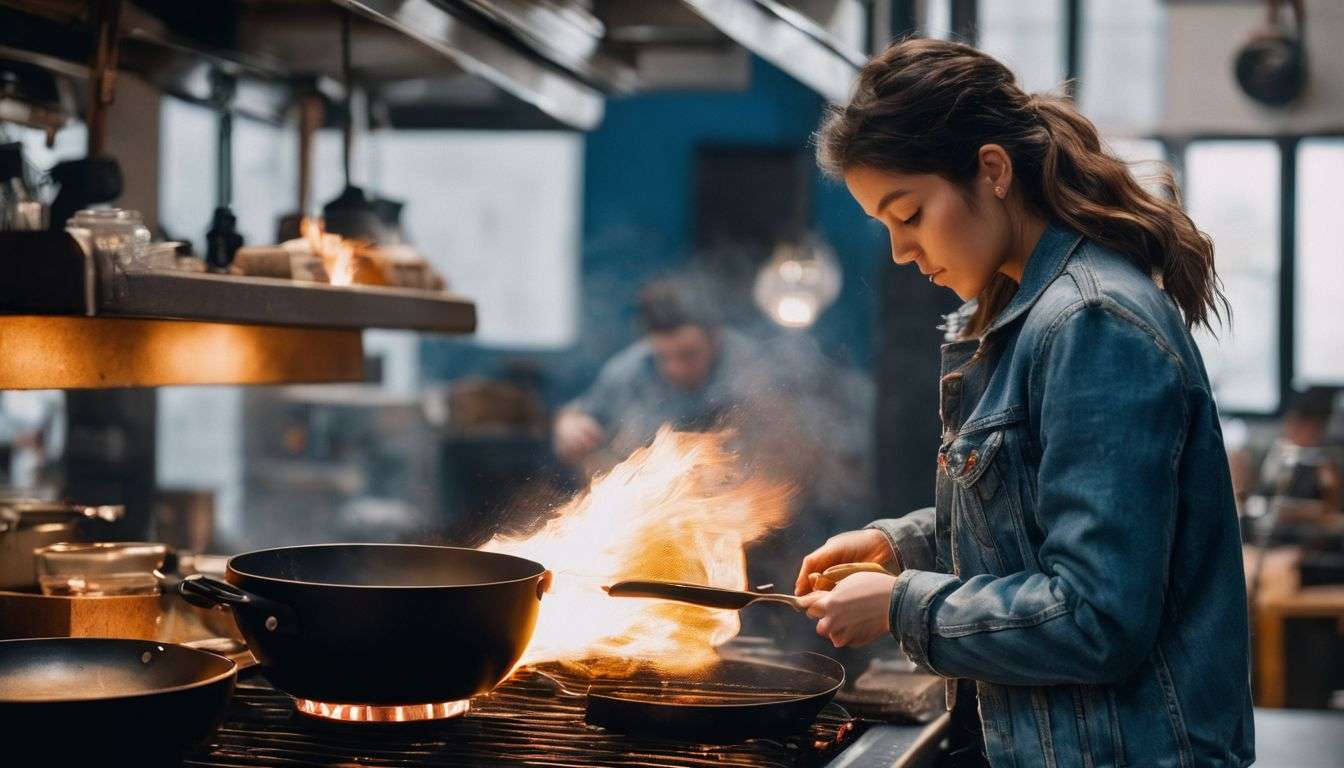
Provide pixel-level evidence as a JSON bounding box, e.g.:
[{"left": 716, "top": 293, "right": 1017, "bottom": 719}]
[
  {"left": 794, "top": 529, "right": 896, "bottom": 595},
  {"left": 796, "top": 572, "right": 898, "bottom": 648}
]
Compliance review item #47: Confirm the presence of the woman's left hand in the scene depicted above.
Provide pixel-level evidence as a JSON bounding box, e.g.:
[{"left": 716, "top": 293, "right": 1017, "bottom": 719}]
[{"left": 796, "top": 572, "right": 898, "bottom": 648}]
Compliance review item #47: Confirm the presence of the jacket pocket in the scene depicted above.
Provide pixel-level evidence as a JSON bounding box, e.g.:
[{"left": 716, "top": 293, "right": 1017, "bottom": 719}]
[{"left": 941, "top": 416, "right": 1026, "bottom": 573}]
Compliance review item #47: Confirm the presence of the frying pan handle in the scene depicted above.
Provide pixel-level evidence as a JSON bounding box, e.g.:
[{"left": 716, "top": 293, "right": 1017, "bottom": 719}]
[{"left": 179, "top": 574, "right": 300, "bottom": 636}]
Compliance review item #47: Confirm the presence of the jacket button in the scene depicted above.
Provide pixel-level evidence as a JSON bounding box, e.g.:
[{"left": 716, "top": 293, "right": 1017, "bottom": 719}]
[{"left": 963, "top": 451, "right": 978, "bottom": 474}]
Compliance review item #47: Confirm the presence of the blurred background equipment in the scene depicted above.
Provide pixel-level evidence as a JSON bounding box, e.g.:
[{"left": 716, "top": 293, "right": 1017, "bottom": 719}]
[{"left": 1235, "top": 0, "right": 1309, "bottom": 107}]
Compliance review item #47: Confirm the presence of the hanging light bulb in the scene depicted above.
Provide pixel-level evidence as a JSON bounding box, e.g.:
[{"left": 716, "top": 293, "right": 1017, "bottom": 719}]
[{"left": 753, "top": 232, "right": 842, "bottom": 329}]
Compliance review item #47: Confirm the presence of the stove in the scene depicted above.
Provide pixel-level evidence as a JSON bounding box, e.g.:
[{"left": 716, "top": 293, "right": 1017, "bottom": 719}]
[{"left": 182, "top": 667, "right": 862, "bottom": 767}]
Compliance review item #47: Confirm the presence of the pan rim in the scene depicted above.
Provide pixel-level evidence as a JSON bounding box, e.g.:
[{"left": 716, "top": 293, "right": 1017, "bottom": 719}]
[
  {"left": 226, "top": 542, "right": 548, "bottom": 589},
  {"left": 0, "top": 636, "right": 238, "bottom": 704},
  {"left": 581, "top": 651, "right": 845, "bottom": 710}
]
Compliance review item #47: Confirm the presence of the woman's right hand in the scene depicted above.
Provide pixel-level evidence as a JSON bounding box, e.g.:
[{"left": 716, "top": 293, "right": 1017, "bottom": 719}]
[{"left": 795, "top": 529, "right": 897, "bottom": 595}]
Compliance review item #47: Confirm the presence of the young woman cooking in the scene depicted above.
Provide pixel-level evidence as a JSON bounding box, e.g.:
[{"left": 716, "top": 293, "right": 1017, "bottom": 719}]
[{"left": 794, "top": 39, "right": 1253, "bottom": 768}]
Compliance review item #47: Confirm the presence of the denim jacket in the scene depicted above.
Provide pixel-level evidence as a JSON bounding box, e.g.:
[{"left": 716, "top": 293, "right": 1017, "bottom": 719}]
[{"left": 870, "top": 224, "right": 1254, "bottom": 768}]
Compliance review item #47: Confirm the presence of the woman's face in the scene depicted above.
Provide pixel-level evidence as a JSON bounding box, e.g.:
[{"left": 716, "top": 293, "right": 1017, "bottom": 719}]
[{"left": 844, "top": 163, "right": 1012, "bottom": 301}]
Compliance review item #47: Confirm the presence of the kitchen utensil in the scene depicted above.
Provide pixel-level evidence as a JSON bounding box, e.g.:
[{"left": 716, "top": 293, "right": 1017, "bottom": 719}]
[
  {"left": 34, "top": 541, "right": 167, "bottom": 596},
  {"left": 0, "top": 637, "right": 236, "bottom": 764},
  {"left": 539, "top": 651, "right": 845, "bottom": 742},
  {"left": 809, "top": 561, "right": 893, "bottom": 591},
  {"left": 321, "top": 12, "right": 385, "bottom": 242},
  {"left": 174, "top": 543, "right": 550, "bottom": 707},
  {"left": 0, "top": 500, "right": 125, "bottom": 591},
  {"left": 604, "top": 580, "right": 804, "bottom": 610},
  {"left": 604, "top": 562, "right": 892, "bottom": 611},
  {"left": 204, "top": 69, "right": 243, "bottom": 270}
]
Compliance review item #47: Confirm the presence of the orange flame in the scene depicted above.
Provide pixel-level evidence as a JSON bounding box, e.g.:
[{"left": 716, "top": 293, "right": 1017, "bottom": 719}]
[
  {"left": 300, "top": 217, "right": 356, "bottom": 286},
  {"left": 482, "top": 427, "right": 792, "bottom": 675}
]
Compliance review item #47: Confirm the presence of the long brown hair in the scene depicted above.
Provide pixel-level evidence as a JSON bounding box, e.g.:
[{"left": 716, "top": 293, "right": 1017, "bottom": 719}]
[{"left": 816, "top": 38, "right": 1227, "bottom": 336}]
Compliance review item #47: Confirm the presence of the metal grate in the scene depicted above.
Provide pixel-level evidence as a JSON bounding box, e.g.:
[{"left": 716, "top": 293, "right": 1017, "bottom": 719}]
[{"left": 184, "top": 669, "right": 859, "bottom": 768}]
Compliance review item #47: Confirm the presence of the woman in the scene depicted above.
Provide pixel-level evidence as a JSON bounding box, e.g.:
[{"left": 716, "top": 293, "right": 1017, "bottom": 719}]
[{"left": 794, "top": 39, "right": 1253, "bottom": 768}]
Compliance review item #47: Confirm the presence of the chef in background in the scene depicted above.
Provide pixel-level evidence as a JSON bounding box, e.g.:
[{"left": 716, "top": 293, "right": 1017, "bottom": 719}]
[{"left": 553, "top": 277, "right": 767, "bottom": 474}]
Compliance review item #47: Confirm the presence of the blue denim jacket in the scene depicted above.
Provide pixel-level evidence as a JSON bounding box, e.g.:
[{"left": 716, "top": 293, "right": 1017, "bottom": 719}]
[{"left": 870, "top": 224, "right": 1254, "bottom": 768}]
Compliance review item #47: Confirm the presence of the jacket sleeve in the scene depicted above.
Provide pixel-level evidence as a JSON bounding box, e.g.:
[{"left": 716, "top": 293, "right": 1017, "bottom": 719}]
[
  {"left": 889, "top": 304, "right": 1189, "bottom": 685},
  {"left": 866, "top": 508, "right": 936, "bottom": 572}
]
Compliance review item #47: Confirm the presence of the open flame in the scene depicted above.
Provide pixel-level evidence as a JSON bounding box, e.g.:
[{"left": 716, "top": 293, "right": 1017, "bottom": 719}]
[
  {"left": 300, "top": 217, "right": 356, "bottom": 286},
  {"left": 482, "top": 427, "right": 793, "bottom": 675}
]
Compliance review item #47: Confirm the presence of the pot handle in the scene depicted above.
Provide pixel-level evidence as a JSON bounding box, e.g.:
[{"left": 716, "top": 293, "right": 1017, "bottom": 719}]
[
  {"left": 179, "top": 573, "right": 300, "bottom": 636},
  {"left": 537, "top": 570, "right": 554, "bottom": 601}
]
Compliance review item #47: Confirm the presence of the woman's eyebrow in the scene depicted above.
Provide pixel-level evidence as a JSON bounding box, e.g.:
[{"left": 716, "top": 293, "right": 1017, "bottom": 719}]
[{"left": 873, "top": 188, "right": 913, "bottom": 217}]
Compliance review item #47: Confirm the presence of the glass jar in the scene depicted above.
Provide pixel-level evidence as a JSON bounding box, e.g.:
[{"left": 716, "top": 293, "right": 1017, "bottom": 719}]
[
  {"left": 66, "top": 208, "right": 152, "bottom": 271},
  {"left": 34, "top": 541, "right": 168, "bottom": 596}
]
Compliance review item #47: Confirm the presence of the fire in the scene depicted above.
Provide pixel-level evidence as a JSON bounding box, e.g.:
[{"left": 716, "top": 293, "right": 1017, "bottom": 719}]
[
  {"left": 483, "top": 427, "right": 793, "bottom": 675},
  {"left": 299, "top": 217, "right": 356, "bottom": 286}
]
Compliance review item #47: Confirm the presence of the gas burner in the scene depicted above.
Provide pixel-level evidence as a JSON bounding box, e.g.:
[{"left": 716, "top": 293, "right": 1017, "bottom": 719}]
[{"left": 293, "top": 697, "right": 471, "bottom": 723}]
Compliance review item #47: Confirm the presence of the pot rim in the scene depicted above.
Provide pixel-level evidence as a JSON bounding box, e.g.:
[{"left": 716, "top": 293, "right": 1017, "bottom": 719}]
[{"left": 227, "top": 542, "right": 547, "bottom": 591}]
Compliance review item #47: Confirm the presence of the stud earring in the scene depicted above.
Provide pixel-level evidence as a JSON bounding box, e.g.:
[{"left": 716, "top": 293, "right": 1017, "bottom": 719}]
[{"left": 994, "top": 186, "right": 1004, "bottom": 197}]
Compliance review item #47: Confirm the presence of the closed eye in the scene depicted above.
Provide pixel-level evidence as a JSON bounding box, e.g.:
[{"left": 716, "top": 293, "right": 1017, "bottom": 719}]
[{"left": 901, "top": 209, "right": 921, "bottom": 226}]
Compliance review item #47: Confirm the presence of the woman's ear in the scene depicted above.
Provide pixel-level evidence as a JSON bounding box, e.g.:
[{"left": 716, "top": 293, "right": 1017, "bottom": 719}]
[{"left": 978, "top": 144, "right": 1013, "bottom": 199}]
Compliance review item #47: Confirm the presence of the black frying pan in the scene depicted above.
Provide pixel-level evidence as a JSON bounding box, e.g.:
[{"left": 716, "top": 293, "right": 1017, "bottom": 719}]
[
  {"left": 0, "top": 637, "right": 236, "bottom": 765},
  {"left": 540, "top": 651, "right": 844, "bottom": 742},
  {"left": 177, "top": 543, "right": 550, "bottom": 706}
]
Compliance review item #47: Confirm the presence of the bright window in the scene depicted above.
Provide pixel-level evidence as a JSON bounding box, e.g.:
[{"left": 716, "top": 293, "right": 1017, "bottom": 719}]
[
  {"left": 1079, "top": 0, "right": 1164, "bottom": 132},
  {"left": 1106, "top": 137, "right": 1168, "bottom": 197},
  {"left": 1295, "top": 138, "right": 1344, "bottom": 386},
  {"left": 158, "top": 97, "right": 219, "bottom": 252},
  {"left": 1185, "top": 141, "right": 1281, "bottom": 413},
  {"left": 978, "top": 0, "right": 1066, "bottom": 94},
  {"left": 359, "top": 130, "right": 583, "bottom": 349}
]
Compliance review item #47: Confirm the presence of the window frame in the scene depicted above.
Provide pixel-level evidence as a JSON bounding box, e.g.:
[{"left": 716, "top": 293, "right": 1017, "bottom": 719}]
[{"left": 1158, "top": 131, "right": 1344, "bottom": 416}]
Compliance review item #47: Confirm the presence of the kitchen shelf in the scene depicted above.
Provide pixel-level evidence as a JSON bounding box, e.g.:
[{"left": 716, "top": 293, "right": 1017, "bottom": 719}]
[
  {"left": 0, "top": 231, "right": 476, "bottom": 333},
  {"left": 0, "top": 231, "right": 473, "bottom": 389}
]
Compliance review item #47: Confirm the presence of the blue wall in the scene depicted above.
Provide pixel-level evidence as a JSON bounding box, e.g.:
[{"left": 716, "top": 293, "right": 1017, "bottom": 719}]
[{"left": 422, "top": 57, "right": 885, "bottom": 402}]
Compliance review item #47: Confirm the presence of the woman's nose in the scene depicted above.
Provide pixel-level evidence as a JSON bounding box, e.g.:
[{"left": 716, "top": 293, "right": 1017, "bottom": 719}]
[{"left": 890, "top": 242, "right": 919, "bottom": 265}]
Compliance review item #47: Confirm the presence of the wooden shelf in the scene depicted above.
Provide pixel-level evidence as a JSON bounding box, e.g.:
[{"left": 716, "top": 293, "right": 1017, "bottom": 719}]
[{"left": 0, "top": 231, "right": 476, "bottom": 333}]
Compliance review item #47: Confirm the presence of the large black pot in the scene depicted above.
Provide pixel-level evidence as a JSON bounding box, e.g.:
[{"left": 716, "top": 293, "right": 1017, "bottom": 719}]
[{"left": 179, "top": 543, "right": 548, "bottom": 705}]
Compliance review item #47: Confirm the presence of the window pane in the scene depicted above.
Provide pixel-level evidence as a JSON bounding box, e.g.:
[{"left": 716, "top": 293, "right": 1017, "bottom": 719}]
[
  {"left": 1106, "top": 137, "right": 1168, "bottom": 197},
  {"left": 924, "top": 0, "right": 952, "bottom": 39},
  {"left": 158, "top": 97, "right": 218, "bottom": 252},
  {"left": 1296, "top": 138, "right": 1344, "bottom": 385},
  {"left": 1079, "top": 0, "right": 1164, "bottom": 132},
  {"left": 232, "top": 116, "right": 297, "bottom": 247},
  {"left": 369, "top": 131, "right": 582, "bottom": 348},
  {"left": 1186, "top": 141, "right": 1280, "bottom": 413},
  {"left": 978, "top": 0, "right": 1066, "bottom": 94}
]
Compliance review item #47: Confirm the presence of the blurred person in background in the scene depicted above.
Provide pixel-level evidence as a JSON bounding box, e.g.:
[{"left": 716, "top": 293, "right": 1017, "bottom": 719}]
[
  {"left": 793, "top": 38, "right": 1252, "bottom": 768},
  {"left": 1258, "top": 386, "right": 1341, "bottom": 514},
  {"left": 552, "top": 277, "right": 765, "bottom": 475}
]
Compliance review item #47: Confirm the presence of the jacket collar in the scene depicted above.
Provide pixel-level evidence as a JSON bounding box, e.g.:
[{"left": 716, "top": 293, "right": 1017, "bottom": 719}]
[{"left": 983, "top": 222, "right": 1085, "bottom": 337}]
